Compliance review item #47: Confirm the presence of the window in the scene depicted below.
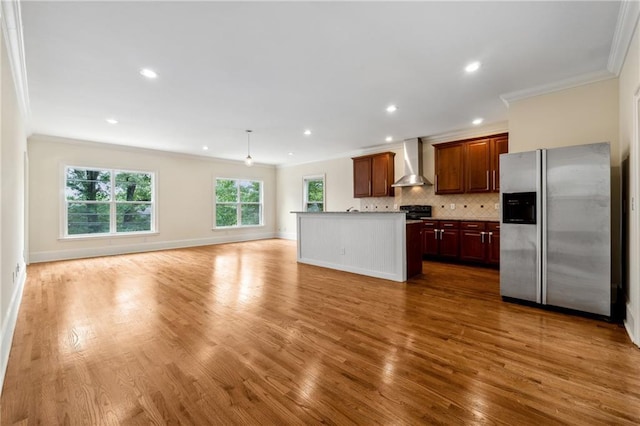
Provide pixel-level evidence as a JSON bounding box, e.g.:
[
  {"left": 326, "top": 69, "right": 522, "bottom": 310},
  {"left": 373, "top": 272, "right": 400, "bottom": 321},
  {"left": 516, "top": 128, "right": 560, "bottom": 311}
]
[
  {"left": 303, "top": 175, "right": 325, "bottom": 212},
  {"left": 64, "top": 166, "right": 155, "bottom": 237},
  {"left": 215, "top": 178, "right": 263, "bottom": 228}
]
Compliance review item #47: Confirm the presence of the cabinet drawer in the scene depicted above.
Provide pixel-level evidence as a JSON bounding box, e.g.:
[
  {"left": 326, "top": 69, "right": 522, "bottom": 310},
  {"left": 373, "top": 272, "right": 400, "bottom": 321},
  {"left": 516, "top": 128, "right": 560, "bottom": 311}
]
[
  {"left": 487, "top": 222, "right": 500, "bottom": 232},
  {"left": 460, "top": 221, "right": 485, "bottom": 230},
  {"left": 439, "top": 221, "right": 460, "bottom": 229},
  {"left": 422, "top": 220, "right": 438, "bottom": 228}
]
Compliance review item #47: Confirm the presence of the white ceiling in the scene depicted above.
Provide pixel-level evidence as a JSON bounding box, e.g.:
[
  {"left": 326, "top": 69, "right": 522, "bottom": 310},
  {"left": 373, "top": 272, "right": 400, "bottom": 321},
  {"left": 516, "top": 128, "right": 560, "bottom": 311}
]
[{"left": 21, "top": 1, "right": 622, "bottom": 166}]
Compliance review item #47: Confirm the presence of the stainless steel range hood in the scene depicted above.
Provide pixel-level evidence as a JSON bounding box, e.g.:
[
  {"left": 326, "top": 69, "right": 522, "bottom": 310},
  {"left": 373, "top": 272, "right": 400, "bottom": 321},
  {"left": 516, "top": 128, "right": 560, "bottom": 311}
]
[{"left": 392, "top": 138, "right": 432, "bottom": 187}]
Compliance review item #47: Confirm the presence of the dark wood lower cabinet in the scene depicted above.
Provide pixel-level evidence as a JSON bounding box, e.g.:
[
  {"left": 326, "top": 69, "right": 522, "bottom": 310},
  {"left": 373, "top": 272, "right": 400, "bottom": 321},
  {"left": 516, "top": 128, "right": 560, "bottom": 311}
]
[
  {"left": 406, "top": 222, "right": 423, "bottom": 278},
  {"left": 422, "top": 220, "right": 460, "bottom": 259},
  {"left": 424, "top": 220, "right": 499, "bottom": 266}
]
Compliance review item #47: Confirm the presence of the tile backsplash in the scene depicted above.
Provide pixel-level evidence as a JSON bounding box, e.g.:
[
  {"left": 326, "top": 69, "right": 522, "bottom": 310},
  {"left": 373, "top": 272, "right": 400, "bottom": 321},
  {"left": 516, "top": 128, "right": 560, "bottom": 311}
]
[{"left": 359, "top": 185, "right": 500, "bottom": 219}]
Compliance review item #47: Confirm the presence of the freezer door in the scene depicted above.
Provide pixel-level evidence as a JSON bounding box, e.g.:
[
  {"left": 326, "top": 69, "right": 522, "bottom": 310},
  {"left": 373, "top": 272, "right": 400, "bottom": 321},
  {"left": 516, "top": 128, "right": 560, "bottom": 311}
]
[
  {"left": 499, "top": 151, "right": 540, "bottom": 303},
  {"left": 544, "top": 142, "right": 611, "bottom": 316}
]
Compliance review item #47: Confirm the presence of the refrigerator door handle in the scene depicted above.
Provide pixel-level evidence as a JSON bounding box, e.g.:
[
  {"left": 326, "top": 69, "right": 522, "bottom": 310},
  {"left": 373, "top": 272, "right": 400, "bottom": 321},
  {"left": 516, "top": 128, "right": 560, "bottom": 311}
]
[{"left": 540, "top": 149, "right": 547, "bottom": 305}]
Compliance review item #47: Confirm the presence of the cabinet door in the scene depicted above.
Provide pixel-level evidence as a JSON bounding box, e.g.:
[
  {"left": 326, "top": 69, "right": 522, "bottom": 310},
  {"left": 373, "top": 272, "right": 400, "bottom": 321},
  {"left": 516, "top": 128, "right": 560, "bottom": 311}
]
[
  {"left": 372, "top": 153, "right": 394, "bottom": 197},
  {"left": 435, "top": 143, "right": 465, "bottom": 194},
  {"left": 439, "top": 229, "right": 459, "bottom": 259},
  {"left": 422, "top": 221, "right": 439, "bottom": 256},
  {"left": 353, "top": 157, "right": 372, "bottom": 198},
  {"left": 487, "top": 222, "right": 500, "bottom": 264},
  {"left": 406, "top": 223, "right": 423, "bottom": 277},
  {"left": 460, "top": 230, "right": 486, "bottom": 261},
  {"left": 466, "top": 139, "right": 491, "bottom": 192},
  {"left": 491, "top": 136, "right": 509, "bottom": 192}
]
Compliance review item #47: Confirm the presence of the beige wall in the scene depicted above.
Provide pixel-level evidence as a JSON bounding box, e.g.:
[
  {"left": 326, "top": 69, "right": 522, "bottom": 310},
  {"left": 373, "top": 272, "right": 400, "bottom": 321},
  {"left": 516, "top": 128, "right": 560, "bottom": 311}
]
[
  {"left": 1, "top": 28, "right": 28, "bottom": 390},
  {"left": 28, "top": 135, "right": 277, "bottom": 262},
  {"left": 509, "top": 78, "right": 619, "bottom": 157},
  {"left": 276, "top": 156, "right": 360, "bottom": 239},
  {"left": 618, "top": 20, "right": 640, "bottom": 344}
]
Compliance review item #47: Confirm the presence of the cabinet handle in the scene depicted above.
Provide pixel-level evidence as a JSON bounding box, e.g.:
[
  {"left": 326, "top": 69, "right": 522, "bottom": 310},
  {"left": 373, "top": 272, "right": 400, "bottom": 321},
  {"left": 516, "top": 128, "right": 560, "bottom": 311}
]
[
  {"left": 489, "top": 232, "right": 493, "bottom": 244},
  {"left": 439, "top": 229, "right": 444, "bottom": 240},
  {"left": 434, "top": 230, "right": 438, "bottom": 240},
  {"left": 481, "top": 231, "right": 486, "bottom": 243},
  {"left": 444, "top": 224, "right": 453, "bottom": 227},
  {"left": 467, "top": 224, "right": 478, "bottom": 228},
  {"left": 493, "top": 170, "right": 496, "bottom": 191},
  {"left": 486, "top": 170, "right": 489, "bottom": 190},
  {"left": 369, "top": 181, "right": 371, "bottom": 194}
]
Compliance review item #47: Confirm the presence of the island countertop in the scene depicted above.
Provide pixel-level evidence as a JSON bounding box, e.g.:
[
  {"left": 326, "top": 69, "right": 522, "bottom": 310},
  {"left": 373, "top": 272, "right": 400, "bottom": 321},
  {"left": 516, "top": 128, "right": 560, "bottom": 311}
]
[{"left": 290, "top": 210, "right": 405, "bottom": 214}]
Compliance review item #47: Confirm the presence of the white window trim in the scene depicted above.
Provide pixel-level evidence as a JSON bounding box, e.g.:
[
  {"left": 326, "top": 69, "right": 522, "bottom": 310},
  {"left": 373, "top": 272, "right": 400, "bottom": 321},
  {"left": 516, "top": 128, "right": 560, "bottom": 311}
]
[
  {"left": 303, "top": 174, "right": 326, "bottom": 212},
  {"left": 213, "top": 177, "right": 264, "bottom": 229},
  {"left": 60, "top": 165, "right": 157, "bottom": 239}
]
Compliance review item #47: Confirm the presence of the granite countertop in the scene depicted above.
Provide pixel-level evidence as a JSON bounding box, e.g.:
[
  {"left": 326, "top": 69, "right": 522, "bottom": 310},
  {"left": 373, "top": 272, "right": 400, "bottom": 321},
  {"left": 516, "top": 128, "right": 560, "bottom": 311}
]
[
  {"left": 291, "top": 210, "right": 406, "bottom": 214},
  {"left": 430, "top": 217, "right": 499, "bottom": 222}
]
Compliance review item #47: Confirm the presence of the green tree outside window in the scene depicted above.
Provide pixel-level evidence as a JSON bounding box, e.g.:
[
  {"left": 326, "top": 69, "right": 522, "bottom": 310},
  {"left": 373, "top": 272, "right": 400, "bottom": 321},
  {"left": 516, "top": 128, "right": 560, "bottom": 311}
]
[{"left": 215, "top": 178, "right": 263, "bottom": 227}]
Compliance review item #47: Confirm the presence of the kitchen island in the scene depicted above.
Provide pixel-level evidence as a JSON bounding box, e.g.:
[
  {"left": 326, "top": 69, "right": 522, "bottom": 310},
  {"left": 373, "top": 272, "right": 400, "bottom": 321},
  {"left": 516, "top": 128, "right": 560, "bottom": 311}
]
[{"left": 293, "top": 211, "right": 421, "bottom": 282}]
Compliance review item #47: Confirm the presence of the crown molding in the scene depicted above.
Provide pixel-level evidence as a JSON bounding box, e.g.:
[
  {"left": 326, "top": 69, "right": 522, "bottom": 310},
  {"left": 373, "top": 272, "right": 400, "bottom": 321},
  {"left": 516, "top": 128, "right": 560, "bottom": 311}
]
[
  {"left": 608, "top": 0, "right": 640, "bottom": 76},
  {"left": 1, "top": 0, "right": 31, "bottom": 132},
  {"left": 420, "top": 121, "right": 509, "bottom": 145},
  {"left": 499, "top": 70, "right": 616, "bottom": 107}
]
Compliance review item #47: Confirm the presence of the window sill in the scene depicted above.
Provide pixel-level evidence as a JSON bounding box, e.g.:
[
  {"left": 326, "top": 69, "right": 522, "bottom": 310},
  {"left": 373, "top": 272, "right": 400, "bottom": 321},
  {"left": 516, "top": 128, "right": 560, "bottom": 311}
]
[
  {"left": 212, "top": 225, "right": 264, "bottom": 231},
  {"left": 59, "top": 231, "right": 159, "bottom": 242}
]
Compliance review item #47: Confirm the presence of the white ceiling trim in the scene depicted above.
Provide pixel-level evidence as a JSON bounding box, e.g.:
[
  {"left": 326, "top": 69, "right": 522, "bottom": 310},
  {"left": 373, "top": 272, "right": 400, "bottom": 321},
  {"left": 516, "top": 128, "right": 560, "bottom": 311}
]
[
  {"left": 499, "top": 70, "right": 617, "bottom": 107},
  {"left": 420, "top": 121, "right": 509, "bottom": 146},
  {"left": 608, "top": 0, "right": 640, "bottom": 76},
  {"left": 1, "top": 0, "right": 30, "bottom": 133}
]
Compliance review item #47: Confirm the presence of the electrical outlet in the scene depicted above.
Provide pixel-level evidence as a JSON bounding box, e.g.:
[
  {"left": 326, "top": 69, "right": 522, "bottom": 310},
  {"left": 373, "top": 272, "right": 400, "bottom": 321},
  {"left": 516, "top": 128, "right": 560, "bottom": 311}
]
[
  {"left": 495, "top": 203, "right": 499, "bottom": 210},
  {"left": 393, "top": 204, "right": 398, "bottom": 209},
  {"left": 340, "top": 248, "right": 345, "bottom": 255},
  {"left": 450, "top": 203, "right": 455, "bottom": 210}
]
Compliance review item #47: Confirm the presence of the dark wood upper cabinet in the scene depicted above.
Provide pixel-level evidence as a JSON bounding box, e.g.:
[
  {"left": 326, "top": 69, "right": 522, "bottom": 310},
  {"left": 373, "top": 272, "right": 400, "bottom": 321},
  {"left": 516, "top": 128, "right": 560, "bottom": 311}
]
[
  {"left": 434, "top": 143, "right": 465, "bottom": 194},
  {"left": 353, "top": 157, "right": 372, "bottom": 198},
  {"left": 466, "top": 140, "right": 491, "bottom": 193},
  {"left": 434, "top": 133, "right": 508, "bottom": 194},
  {"left": 491, "top": 135, "right": 509, "bottom": 192},
  {"left": 352, "top": 152, "right": 395, "bottom": 198}
]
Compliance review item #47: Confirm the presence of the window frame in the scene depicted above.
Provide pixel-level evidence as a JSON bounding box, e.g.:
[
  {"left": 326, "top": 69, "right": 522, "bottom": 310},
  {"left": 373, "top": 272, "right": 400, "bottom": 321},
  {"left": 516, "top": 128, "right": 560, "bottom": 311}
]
[
  {"left": 214, "top": 177, "right": 264, "bottom": 229},
  {"left": 61, "top": 165, "right": 157, "bottom": 239},
  {"left": 303, "top": 174, "right": 326, "bottom": 212}
]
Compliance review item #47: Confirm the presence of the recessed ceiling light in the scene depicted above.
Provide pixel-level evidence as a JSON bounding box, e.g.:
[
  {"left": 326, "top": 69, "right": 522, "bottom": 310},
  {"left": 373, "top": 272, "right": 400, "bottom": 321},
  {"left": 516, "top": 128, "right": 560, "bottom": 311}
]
[
  {"left": 472, "top": 118, "right": 484, "bottom": 125},
  {"left": 465, "top": 61, "right": 481, "bottom": 73},
  {"left": 304, "top": 129, "right": 312, "bottom": 136},
  {"left": 385, "top": 136, "right": 393, "bottom": 142},
  {"left": 202, "top": 146, "right": 209, "bottom": 151},
  {"left": 140, "top": 68, "right": 158, "bottom": 79},
  {"left": 105, "top": 118, "right": 118, "bottom": 124},
  {"left": 386, "top": 105, "right": 398, "bottom": 113},
  {"left": 288, "top": 152, "right": 294, "bottom": 156}
]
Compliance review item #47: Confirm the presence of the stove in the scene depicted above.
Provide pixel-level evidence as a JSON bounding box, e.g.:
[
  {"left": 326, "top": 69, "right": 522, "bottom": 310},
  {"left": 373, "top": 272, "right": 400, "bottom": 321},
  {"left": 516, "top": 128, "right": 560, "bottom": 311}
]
[{"left": 400, "top": 205, "right": 432, "bottom": 220}]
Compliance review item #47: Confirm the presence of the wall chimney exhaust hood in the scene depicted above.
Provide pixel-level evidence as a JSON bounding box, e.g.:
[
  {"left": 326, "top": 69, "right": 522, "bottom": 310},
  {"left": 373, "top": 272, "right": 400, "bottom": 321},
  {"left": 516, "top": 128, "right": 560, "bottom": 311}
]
[{"left": 392, "top": 138, "right": 432, "bottom": 187}]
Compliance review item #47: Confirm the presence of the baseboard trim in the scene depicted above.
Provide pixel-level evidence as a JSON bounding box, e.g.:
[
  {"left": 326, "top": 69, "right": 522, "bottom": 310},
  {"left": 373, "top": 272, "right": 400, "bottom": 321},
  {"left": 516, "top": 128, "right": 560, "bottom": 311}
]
[
  {"left": 624, "top": 306, "right": 638, "bottom": 346},
  {"left": 297, "top": 257, "right": 404, "bottom": 283},
  {"left": 276, "top": 232, "right": 297, "bottom": 240},
  {"left": 1, "top": 265, "right": 27, "bottom": 394},
  {"left": 30, "top": 232, "right": 278, "bottom": 263}
]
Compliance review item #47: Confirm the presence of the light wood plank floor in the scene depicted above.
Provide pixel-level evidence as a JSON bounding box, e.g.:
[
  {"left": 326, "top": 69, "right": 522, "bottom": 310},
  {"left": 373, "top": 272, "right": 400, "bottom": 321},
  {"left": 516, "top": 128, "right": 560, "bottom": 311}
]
[{"left": 2, "top": 239, "right": 640, "bottom": 425}]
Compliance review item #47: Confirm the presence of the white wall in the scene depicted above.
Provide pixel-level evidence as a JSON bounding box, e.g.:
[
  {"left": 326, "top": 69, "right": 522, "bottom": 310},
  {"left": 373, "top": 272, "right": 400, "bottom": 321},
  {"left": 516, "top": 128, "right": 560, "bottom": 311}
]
[
  {"left": 1, "top": 26, "right": 27, "bottom": 392},
  {"left": 618, "top": 16, "right": 640, "bottom": 345},
  {"left": 276, "top": 156, "right": 360, "bottom": 239},
  {"left": 28, "top": 135, "right": 277, "bottom": 262}
]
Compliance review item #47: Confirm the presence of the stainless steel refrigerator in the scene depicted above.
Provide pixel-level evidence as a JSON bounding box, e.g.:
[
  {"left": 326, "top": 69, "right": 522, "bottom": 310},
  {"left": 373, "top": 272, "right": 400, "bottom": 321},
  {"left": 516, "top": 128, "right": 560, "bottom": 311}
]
[{"left": 499, "top": 142, "right": 611, "bottom": 317}]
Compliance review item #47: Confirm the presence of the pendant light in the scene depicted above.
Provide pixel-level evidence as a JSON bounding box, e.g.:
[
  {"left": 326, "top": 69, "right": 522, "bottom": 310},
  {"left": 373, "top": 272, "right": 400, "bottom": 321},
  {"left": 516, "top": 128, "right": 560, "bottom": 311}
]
[{"left": 245, "top": 129, "right": 253, "bottom": 167}]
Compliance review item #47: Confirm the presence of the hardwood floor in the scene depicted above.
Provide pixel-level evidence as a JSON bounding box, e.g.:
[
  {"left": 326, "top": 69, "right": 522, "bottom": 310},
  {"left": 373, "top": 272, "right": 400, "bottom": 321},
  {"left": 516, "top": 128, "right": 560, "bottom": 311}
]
[{"left": 2, "top": 239, "right": 640, "bottom": 425}]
